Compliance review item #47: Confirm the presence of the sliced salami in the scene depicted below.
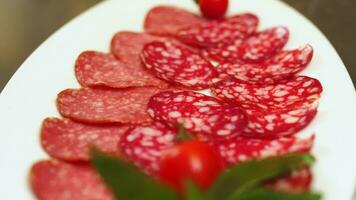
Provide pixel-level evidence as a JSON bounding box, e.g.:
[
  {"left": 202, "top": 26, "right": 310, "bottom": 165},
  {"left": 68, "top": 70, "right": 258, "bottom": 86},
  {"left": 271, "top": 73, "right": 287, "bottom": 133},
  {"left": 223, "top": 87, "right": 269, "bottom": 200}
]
[
  {"left": 144, "top": 6, "right": 205, "bottom": 36},
  {"left": 213, "top": 76, "right": 322, "bottom": 137},
  {"left": 57, "top": 87, "right": 162, "bottom": 124},
  {"left": 75, "top": 51, "right": 168, "bottom": 88},
  {"left": 41, "top": 118, "right": 129, "bottom": 161},
  {"left": 118, "top": 121, "right": 177, "bottom": 174},
  {"left": 202, "top": 26, "right": 289, "bottom": 63},
  {"left": 210, "top": 134, "right": 314, "bottom": 166},
  {"left": 147, "top": 91, "right": 247, "bottom": 140},
  {"left": 30, "top": 160, "right": 114, "bottom": 200},
  {"left": 266, "top": 167, "right": 312, "bottom": 193},
  {"left": 217, "top": 44, "right": 313, "bottom": 84},
  {"left": 111, "top": 31, "right": 161, "bottom": 67},
  {"left": 141, "top": 41, "right": 218, "bottom": 89},
  {"left": 176, "top": 13, "right": 259, "bottom": 47}
]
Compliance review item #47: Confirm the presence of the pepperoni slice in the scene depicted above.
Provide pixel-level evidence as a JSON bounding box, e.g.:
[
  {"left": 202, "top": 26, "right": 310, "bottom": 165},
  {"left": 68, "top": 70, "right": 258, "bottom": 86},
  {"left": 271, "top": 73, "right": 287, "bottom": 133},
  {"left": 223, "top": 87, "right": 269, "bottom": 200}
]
[
  {"left": 144, "top": 6, "right": 205, "bottom": 36},
  {"left": 147, "top": 91, "right": 247, "bottom": 140},
  {"left": 202, "top": 26, "right": 289, "bottom": 63},
  {"left": 30, "top": 160, "right": 114, "bottom": 200},
  {"left": 41, "top": 118, "right": 129, "bottom": 161},
  {"left": 177, "top": 13, "right": 259, "bottom": 47},
  {"left": 118, "top": 121, "right": 177, "bottom": 174},
  {"left": 217, "top": 45, "right": 314, "bottom": 84},
  {"left": 141, "top": 41, "right": 218, "bottom": 89},
  {"left": 266, "top": 167, "right": 312, "bottom": 193},
  {"left": 57, "top": 87, "right": 162, "bottom": 124},
  {"left": 75, "top": 51, "right": 168, "bottom": 88},
  {"left": 210, "top": 135, "right": 314, "bottom": 166},
  {"left": 213, "top": 76, "right": 322, "bottom": 137}
]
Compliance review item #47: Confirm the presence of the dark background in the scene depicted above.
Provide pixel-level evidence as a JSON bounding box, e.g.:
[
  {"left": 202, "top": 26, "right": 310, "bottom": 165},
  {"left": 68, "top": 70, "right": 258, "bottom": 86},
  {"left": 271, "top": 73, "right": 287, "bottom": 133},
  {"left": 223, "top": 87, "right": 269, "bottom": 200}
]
[{"left": 0, "top": 0, "right": 355, "bottom": 92}]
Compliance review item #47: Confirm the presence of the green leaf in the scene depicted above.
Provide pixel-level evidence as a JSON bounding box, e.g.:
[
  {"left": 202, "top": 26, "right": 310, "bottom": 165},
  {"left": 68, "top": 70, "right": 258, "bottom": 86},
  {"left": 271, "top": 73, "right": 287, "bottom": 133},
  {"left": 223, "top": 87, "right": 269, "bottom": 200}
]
[
  {"left": 91, "top": 150, "right": 179, "bottom": 200},
  {"left": 228, "top": 188, "right": 322, "bottom": 200},
  {"left": 206, "top": 154, "right": 315, "bottom": 200},
  {"left": 185, "top": 181, "right": 207, "bottom": 200}
]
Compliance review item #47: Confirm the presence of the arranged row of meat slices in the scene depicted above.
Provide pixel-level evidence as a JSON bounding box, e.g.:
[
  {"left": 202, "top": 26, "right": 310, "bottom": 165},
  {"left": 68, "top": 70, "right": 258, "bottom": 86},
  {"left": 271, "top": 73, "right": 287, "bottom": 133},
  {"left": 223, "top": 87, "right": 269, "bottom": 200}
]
[{"left": 30, "top": 5, "right": 322, "bottom": 200}]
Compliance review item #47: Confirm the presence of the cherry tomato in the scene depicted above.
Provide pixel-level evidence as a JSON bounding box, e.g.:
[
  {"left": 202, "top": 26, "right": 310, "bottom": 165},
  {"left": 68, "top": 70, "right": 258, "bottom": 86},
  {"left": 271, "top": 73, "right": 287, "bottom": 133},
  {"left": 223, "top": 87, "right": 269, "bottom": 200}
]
[
  {"left": 199, "top": 0, "right": 228, "bottom": 19},
  {"left": 158, "top": 140, "right": 224, "bottom": 194}
]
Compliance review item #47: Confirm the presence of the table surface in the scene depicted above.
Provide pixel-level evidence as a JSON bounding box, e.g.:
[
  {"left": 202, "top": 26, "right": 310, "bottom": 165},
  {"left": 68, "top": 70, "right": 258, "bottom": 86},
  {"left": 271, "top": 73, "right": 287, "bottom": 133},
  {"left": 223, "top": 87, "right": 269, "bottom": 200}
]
[{"left": 0, "top": 0, "right": 355, "bottom": 92}]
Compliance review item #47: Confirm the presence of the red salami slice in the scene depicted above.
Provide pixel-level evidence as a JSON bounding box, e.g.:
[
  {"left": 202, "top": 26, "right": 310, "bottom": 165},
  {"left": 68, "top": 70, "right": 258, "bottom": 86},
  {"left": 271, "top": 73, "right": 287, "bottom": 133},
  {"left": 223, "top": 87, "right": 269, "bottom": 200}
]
[
  {"left": 57, "top": 87, "right": 162, "bottom": 124},
  {"left": 141, "top": 41, "right": 218, "bottom": 89},
  {"left": 202, "top": 26, "right": 289, "bottom": 63},
  {"left": 144, "top": 6, "right": 205, "bottom": 36},
  {"left": 75, "top": 51, "right": 168, "bottom": 88},
  {"left": 213, "top": 76, "right": 322, "bottom": 137},
  {"left": 266, "top": 167, "right": 312, "bottom": 193},
  {"left": 210, "top": 134, "right": 314, "bottom": 166},
  {"left": 41, "top": 118, "right": 129, "bottom": 161},
  {"left": 237, "top": 26, "right": 289, "bottom": 62},
  {"left": 148, "top": 91, "right": 247, "bottom": 140},
  {"left": 177, "top": 13, "right": 259, "bottom": 47},
  {"left": 118, "top": 121, "right": 177, "bottom": 174},
  {"left": 30, "top": 160, "right": 114, "bottom": 200},
  {"left": 217, "top": 44, "right": 313, "bottom": 84}
]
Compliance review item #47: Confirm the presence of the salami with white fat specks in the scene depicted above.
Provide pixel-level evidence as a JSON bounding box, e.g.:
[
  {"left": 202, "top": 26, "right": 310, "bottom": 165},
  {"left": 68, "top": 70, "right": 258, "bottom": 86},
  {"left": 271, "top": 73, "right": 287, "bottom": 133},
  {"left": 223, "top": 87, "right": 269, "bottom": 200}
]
[
  {"left": 41, "top": 118, "right": 129, "bottom": 161},
  {"left": 30, "top": 160, "right": 114, "bottom": 200},
  {"left": 75, "top": 51, "right": 168, "bottom": 88},
  {"left": 213, "top": 76, "right": 322, "bottom": 137},
  {"left": 217, "top": 44, "right": 314, "bottom": 84},
  {"left": 147, "top": 91, "right": 247, "bottom": 140},
  {"left": 202, "top": 26, "right": 289, "bottom": 63},
  {"left": 210, "top": 134, "right": 314, "bottom": 166},
  {"left": 266, "top": 167, "right": 312, "bottom": 193},
  {"left": 144, "top": 6, "right": 205, "bottom": 36},
  {"left": 57, "top": 87, "right": 162, "bottom": 124},
  {"left": 118, "top": 121, "right": 177, "bottom": 174},
  {"left": 176, "top": 13, "right": 259, "bottom": 47},
  {"left": 141, "top": 41, "right": 218, "bottom": 89}
]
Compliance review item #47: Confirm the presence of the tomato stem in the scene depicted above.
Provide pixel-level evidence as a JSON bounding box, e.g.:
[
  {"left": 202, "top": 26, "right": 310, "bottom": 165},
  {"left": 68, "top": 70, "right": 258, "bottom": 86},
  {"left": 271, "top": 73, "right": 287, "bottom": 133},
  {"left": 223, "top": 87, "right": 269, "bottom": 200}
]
[
  {"left": 194, "top": 0, "right": 200, "bottom": 5},
  {"left": 176, "top": 124, "right": 193, "bottom": 142}
]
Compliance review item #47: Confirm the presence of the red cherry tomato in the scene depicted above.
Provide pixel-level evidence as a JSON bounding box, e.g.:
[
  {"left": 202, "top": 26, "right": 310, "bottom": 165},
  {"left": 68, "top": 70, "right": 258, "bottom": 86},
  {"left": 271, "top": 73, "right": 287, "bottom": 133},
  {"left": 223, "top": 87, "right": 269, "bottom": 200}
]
[
  {"left": 199, "top": 0, "right": 228, "bottom": 19},
  {"left": 158, "top": 140, "right": 224, "bottom": 194}
]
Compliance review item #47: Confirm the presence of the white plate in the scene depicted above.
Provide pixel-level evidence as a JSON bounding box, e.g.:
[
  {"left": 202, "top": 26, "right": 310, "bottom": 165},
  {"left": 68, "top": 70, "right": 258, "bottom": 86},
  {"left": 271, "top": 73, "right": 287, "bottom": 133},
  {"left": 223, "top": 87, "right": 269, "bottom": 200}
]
[{"left": 0, "top": 0, "right": 355, "bottom": 199}]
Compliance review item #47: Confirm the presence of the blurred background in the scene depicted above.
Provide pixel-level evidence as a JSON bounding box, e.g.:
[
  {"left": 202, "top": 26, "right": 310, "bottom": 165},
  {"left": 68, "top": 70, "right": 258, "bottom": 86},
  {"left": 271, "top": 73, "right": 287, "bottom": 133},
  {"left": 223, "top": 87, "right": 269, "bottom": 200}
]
[{"left": 0, "top": 0, "right": 355, "bottom": 92}]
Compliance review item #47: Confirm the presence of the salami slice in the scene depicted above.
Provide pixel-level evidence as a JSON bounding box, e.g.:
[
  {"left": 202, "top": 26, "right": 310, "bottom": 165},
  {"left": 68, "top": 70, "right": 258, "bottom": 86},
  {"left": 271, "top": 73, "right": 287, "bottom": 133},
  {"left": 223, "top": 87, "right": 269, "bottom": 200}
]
[
  {"left": 266, "top": 167, "right": 312, "bottom": 193},
  {"left": 41, "top": 118, "right": 129, "bottom": 161},
  {"left": 176, "top": 13, "right": 259, "bottom": 47},
  {"left": 202, "top": 26, "right": 289, "bottom": 63},
  {"left": 210, "top": 134, "right": 314, "bottom": 166},
  {"left": 213, "top": 76, "right": 322, "bottom": 137},
  {"left": 141, "top": 41, "right": 218, "bottom": 89},
  {"left": 57, "top": 87, "right": 162, "bottom": 124},
  {"left": 217, "top": 44, "right": 314, "bottom": 84},
  {"left": 75, "top": 51, "right": 168, "bottom": 88},
  {"left": 148, "top": 91, "right": 247, "bottom": 140},
  {"left": 118, "top": 121, "right": 177, "bottom": 174},
  {"left": 144, "top": 6, "right": 205, "bottom": 36},
  {"left": 30, "top": 160, "right": 114, "bottom": 200}
]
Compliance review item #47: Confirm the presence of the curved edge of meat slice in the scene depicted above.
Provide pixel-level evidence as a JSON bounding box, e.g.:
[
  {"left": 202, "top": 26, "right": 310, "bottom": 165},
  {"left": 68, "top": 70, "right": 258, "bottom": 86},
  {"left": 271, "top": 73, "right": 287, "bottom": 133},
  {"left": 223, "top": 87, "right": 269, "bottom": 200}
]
[
  {"left": 210, "top": 134, "right": 314, "bottom": 166},
  {"left": 217, "top": 44, "right": 314, "bottom": 84},
  {"left": 75, "top": 51, "right": 168, "bottom": 89},
  {"left": 141, "top": 40, "right": 219, "bottom": 89},
  {"left": 57, "top": 87, "right": 162, "bottom": 124},
  {"left": 147, "top": 90, "right": 247, "bottom": 140},
  {"left": 176, "top": 13, "right": 259, "bottom": 47},
  {"left": 41, "top": 117, "right": 129, "bottom": 161},
  {"left": 30, "top": 160, "right": 114, "bottom": 200},
  {"left": 237, "top": 26, "right": 290, "bottom": 62},
  {"left": 118, "top": 121, "right": 177, "bottom": 174},
  {"left": 144, "top": 5, "right": 205, "bottom": 36},
  {"left": 212, "top": 76, "right": 323, "bottom": 137},
  {"left": 265, "top": 166, "right": 312, "bottom": 193}
]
